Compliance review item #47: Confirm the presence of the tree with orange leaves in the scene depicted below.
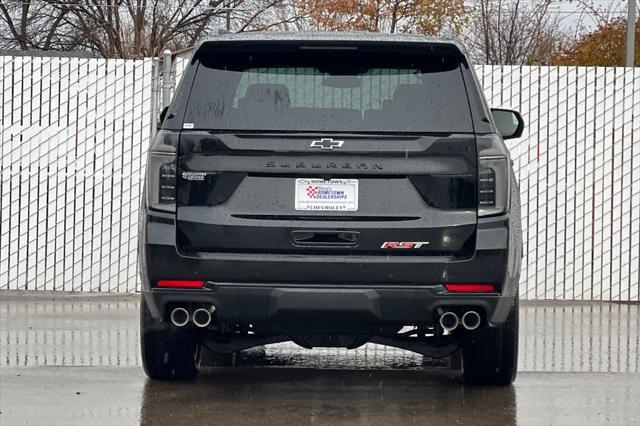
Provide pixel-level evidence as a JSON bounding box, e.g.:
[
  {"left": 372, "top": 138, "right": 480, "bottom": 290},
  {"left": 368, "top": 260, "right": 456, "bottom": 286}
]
[
  {"left": 550, "top": 17, "right": 640, "bottom": 67},
  {"left": 296, "top": 0, "right": 465, "bottom": 36}
]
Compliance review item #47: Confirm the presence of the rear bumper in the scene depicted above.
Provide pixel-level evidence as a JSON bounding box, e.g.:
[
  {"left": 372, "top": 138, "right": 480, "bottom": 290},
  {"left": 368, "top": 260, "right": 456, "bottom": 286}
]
[
  {"left": 143, "top": 284, "right": 515, "bottom": 331},
  {"left": 139, "top": 210, "right": 521, "bottom": 328}
]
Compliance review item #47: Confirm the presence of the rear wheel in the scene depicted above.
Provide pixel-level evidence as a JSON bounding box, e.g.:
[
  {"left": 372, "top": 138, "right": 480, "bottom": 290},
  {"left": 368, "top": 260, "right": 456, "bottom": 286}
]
[
  {"left": 140, "top": 296, "right": 200, "bottom": 380},
  {"left": 462, "top": 297, "right": 518, "bottom": 385}
]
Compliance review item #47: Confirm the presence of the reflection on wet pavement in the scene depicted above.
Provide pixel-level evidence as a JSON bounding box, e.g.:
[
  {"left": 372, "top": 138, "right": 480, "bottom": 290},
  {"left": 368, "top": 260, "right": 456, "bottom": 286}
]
[
  {"left": 1, "top": 295, "right": 139, "bottom": 368},
  {"left": 1, "top": 366, "right": 638, "bottom": 425},
  {"left": 1, "top": 294, "right": 638, "bottom": 372},
  {"left": 0, "top": 293, "right": 638, "bottom": 425},
  {"left": 520, "top": 302, "right": 640, "bottom": 372}
]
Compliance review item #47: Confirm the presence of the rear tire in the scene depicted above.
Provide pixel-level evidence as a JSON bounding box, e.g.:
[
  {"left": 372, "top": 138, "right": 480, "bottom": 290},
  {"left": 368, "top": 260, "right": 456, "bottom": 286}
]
[
  {"left": 462, "top": 297, "right": 518, "bottom": 385},
  {"left": 140, "top": 296, "right": 200, "bottom": 380}
]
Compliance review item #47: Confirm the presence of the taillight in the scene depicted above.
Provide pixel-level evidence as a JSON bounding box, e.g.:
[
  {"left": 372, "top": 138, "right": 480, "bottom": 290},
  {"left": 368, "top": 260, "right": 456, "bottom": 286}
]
[
  {"left": 445, "top": 283, "right": 497, "bottom": 293},
  {"left": 478, "top": 156, "right": 509, "bottom": 217},
  {"left": 477, "top": 134, "right": 510, "bottom": 217},
  {"left": 146, "top": 131, "right": 178, "bottom": 212},
  {"left": 156, "top": 280, "right": 205, "bottom": 288}
]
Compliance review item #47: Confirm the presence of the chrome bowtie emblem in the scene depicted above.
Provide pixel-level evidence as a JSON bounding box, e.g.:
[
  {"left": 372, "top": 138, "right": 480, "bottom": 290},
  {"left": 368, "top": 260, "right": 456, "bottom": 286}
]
[{"left": 310, "top": 138, "right": 344, "bottom": 150}]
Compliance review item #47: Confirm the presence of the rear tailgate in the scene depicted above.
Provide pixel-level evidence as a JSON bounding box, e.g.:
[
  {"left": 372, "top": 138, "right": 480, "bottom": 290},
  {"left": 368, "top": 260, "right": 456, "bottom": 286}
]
[
  {"left": 176, "top": 133, "right": 477, "bottom": 256},
  {"left": 170, "top": 39, "right": 481, "bottom": 261}
]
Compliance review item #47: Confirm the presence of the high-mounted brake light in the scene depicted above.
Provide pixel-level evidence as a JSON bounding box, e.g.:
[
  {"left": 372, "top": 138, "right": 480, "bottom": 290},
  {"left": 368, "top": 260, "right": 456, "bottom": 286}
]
[
  {"left": 445, "top": 283, "right": 497, "bottom": 293},
  {"left": 156, "top": 280, "right": 205, "bottom": 289}
]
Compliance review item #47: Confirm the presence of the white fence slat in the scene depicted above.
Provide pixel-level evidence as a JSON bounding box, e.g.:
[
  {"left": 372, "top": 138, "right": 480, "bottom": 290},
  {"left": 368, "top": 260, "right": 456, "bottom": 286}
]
[
  {"left": 619, "top": 68, "right": 636, "bottom": 301},
  {"left": 609, "top": 69, "right": 624, "bottom": 301},
  {"left": 566, "top": 68, "right": 579, "bottom": 298},
  {"left": 630, "top": 67, "right": 640, "bottom": 301},
  {"left": 545, "top": 66, "right": 559, "bottom": 299}
]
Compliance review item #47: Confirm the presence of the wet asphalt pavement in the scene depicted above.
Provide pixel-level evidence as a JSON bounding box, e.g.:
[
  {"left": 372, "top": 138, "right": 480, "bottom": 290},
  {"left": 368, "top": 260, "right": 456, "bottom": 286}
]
[{"left": 0, "top": 292, "right": 638, "bottom": 425}]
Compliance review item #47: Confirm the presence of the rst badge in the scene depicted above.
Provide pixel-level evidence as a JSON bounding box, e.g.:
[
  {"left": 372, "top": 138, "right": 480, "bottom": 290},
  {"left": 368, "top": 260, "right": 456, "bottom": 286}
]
[{"left": 381, "top": 241, "right": 430, "bottom": 249}]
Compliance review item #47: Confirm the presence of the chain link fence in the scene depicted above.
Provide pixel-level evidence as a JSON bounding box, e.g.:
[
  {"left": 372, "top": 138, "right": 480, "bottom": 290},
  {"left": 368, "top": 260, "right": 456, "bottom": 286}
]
[{"left": 1, "top": 54, "right": 639, "bottom": 300}]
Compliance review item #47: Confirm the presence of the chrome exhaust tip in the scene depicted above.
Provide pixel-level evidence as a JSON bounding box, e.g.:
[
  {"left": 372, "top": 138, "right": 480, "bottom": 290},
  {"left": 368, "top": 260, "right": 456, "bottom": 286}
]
[
  {"left": 170, "top": 307, "right": 189, "bottom": 327},
  {"left": 192, "top": 307, "right": 214, "bottom": 328},
  {"left": 439, "top": 311, "right": 459, "bottom": 332},
  {"left": 462, "top": 310, "right": 481, "bottom": 330}
]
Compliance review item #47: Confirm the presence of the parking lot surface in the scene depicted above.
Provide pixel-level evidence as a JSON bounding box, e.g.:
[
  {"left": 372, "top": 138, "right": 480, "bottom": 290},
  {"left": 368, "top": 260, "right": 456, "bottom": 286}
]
[{"left": 1, "top": 293, "right": 638, "bottom": 425}]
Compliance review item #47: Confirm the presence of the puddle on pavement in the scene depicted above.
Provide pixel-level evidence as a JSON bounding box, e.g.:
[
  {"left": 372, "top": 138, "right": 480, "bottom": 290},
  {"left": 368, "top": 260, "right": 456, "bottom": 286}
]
[{"left": 1, "top": 296, "right": 638, "bottom": 372}]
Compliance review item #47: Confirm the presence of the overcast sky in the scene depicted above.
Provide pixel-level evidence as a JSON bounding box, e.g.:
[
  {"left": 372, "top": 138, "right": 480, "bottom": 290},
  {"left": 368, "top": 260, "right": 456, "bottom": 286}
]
[{"left": 550, "top": 0, "right": 630, "bottom": 32}]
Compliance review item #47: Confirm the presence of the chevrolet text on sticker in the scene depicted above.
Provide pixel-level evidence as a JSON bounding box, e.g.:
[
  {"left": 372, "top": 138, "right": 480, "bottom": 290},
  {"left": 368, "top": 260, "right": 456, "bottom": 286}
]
[
  {"left": 381, "top": 242, "right": 430, "bottom": 249},
  {"left": 295, "top": 179, "right": 358, "bottom": 211}
]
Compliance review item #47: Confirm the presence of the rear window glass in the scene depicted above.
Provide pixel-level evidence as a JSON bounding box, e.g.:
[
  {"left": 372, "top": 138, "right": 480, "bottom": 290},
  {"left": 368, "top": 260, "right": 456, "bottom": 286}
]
[{"left": 184, "top": 46, "right": 473, "bottom": 133}]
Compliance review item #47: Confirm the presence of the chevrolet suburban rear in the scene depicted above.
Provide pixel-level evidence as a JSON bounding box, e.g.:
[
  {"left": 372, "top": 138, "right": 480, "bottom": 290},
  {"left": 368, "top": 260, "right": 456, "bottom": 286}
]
[{"left": 138, "top": 32, "right": 524, "bottom": 385}]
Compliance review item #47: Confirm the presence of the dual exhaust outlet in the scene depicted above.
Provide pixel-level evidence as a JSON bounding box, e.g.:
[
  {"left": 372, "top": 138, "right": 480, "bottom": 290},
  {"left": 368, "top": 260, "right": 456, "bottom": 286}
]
[
  {"left": 170, "top": 306, "right": 216, "bottom": 328},
  {"left": 172, "top": 305, "right": 479, "bottom": 331},
  {"left": 439, "top": 310, "right": 481, "bottom": 332}
]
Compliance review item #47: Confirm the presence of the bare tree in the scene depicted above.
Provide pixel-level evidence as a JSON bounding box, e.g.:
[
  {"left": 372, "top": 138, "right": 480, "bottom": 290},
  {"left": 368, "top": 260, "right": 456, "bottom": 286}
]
[
  {"left": 0, "top": 0, "right": 72, "bottom": 50},
  {"left": 227, "top": 0, "right": 301, "bottom": 32},
  {"left": 0, "top": 0, "right": 295, "bottom": 58},
  {"left": 462, "top": 0, "right": 565, "bottom": 65},
  {"left": 50, "top": 0, "right": 222, "bottom": 58},
  {"left": 569, "top": 0, "right": 628, "bottom": 27},
  {"left": 292, "top": 0, "right": 466, "bottom": 36}
]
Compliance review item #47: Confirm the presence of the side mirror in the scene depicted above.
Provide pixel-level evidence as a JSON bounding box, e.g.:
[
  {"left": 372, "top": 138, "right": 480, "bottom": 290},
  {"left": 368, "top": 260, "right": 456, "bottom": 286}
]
[
  {"left": 159, "top": 106, "right": 169, "bottom": 128},
  {"left": 491, "top": 108, "right": 524, "bottom": 140}
]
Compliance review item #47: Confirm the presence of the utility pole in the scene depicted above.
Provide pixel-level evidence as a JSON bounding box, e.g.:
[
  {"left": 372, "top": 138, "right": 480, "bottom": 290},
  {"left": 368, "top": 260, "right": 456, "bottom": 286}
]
[
  {"left": 627, "top": 0, "right": 636, "bottom": 67},
  {"left": 151, "top": 57, "right": 160, "bottom": 138},
  {"left": 162, "top": 50, "right": 173, "bottom": 109}
]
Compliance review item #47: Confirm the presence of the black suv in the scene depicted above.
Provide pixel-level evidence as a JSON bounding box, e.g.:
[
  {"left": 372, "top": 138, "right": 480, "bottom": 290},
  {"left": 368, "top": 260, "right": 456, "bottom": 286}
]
[{"left": 139, "top": 32, "right": 524, "bottom": 385}]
